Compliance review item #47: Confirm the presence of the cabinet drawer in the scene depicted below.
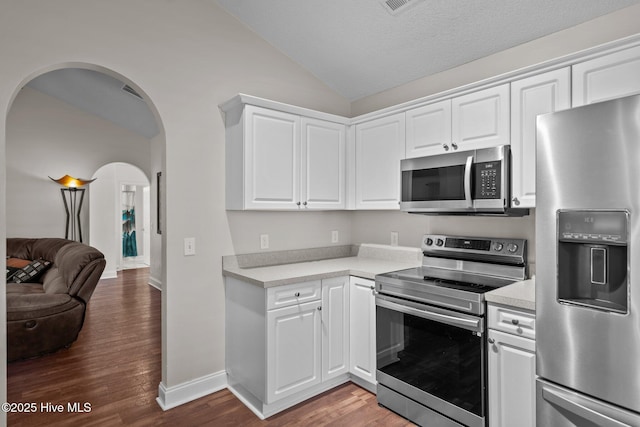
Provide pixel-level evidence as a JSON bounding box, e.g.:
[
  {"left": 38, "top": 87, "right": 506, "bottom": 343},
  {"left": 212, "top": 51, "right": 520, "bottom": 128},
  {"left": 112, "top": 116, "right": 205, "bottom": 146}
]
[
  {"left": 267, "top": 280, "right": 321, "bottom": 310},
  {"left": 488, "top": 304, "right": 535, "bottom": 339}
]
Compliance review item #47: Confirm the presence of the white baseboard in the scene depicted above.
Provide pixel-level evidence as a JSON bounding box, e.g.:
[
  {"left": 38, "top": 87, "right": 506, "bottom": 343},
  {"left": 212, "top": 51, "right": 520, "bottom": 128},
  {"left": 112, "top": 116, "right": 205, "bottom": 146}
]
[
  {"left": 148, "top": 275, "right": 162, "bottom": 291},
  {"left": 156, "top": 370, "right": 227, "bottom": 411},
  {"left": 100, "top": 269, "right": 117, "bottom": 280}
]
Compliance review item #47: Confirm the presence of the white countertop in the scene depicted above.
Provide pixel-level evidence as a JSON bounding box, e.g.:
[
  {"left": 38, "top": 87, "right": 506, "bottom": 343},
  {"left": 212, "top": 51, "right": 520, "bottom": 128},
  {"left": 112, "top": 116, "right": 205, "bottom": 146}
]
[
  {"left": 485, "top": 278, "right": 535, "bottom": 311},
  {"left": 222, "top": 244, "right": 422, "bottom": 288}
]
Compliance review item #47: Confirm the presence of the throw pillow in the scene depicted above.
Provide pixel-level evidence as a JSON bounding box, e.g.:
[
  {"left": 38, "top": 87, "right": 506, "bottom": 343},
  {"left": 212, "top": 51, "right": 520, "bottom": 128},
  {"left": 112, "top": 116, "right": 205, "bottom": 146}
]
[
  {"left": 7, "top": 257, "right": 31, "bottom": 268},
  {"left": 6, "top": 266, "right": 19, "bottom": 281},
  {"left": 7, "top": 259, "right": 52, "bottom": 283}
]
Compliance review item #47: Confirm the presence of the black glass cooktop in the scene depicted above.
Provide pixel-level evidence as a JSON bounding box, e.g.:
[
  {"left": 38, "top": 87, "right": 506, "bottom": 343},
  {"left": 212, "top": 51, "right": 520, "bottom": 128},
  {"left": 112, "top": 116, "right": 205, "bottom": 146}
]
[{"left": 382, "top": 267, "right": 500, "bottom": 295}]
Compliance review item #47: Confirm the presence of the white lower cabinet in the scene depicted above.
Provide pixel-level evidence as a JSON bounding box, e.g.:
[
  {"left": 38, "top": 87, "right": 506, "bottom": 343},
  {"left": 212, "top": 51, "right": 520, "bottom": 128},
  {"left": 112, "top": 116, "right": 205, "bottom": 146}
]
[
  {"left": 349, "top": 277, "right": 377, "bottom": 391},
  {"left": 267, "top": 299, "right": 322, "bottom": 402},
  {"left": 226, "top": 276, "right": 350, "bottom": 418},
  {"left": 487, "top": 304, "right": 536, "bottom": 427}
]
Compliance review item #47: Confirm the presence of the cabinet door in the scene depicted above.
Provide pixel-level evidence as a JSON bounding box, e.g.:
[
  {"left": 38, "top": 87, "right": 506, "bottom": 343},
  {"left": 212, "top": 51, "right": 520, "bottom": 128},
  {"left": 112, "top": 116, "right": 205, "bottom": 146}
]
[
  {"left": 321, "top": 277, "right": 349, "bottom": 381},
  {"left": 354, "top": 113, "right": 405, "bottom": 209},
  {"left": 405, "top": 99, "right": 452, "bottom": 158},
  {"left": 573, "top": 45, "right": 640, "bottom": 107},
  {"left": 300, "top": 118, "right": 346, "bottom": 209},
  {"left": 488, "top": 329, "right": 536, "bottom": 427},
  {"left": 267, "top": 300, "right": 322, "bottom": 403},
  {"left": 244, "top": 105, "right": 300, "bottom": 209},
  {"left": 452, "top": 84, "right": 510, "bottom": 151},
  {"left": 349, "top": 277, "right": 376, "bottom": 385},
  {"left": 510, "top": 68, "right": 571, "bottom": 208}
]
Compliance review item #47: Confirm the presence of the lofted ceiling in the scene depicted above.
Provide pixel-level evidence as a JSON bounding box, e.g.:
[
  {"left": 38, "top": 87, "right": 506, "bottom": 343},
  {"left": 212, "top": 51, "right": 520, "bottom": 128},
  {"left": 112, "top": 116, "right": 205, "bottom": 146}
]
[
  {"left": 215, "top": 0, "right": 640, "bottom": 101},
  {"left": 20, "top": 1, "right": 640, "bottom": 137}
]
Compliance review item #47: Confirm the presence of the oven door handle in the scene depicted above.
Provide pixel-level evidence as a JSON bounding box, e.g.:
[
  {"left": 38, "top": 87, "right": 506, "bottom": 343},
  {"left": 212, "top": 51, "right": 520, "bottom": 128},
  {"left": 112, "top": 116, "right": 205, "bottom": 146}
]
[
  {"left": 464, "top": 155, "right": 473, "bottom": 208},
  {"left": 377, "top": 296, "right": 481, "bottom": 332}
]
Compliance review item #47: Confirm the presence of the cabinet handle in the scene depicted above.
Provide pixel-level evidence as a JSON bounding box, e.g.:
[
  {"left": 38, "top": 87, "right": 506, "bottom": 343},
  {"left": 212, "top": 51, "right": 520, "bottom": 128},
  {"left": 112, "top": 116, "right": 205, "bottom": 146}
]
[
  {"left": 294, "top": 292, "right": 300, "bottom": 297},
  {"left": 488, "top": 337, "right": 495, "bottom": 344},
  {"left": 303, "top": 201, "right": 308, "bottom": 207},
  {"left": 296, "top": 201, "right": 301, "bottom": 206},
  {"left": 512, "top": 197, "right": 520, "bottom": 206},
  {"left": 442, "top": 144, "right": 450, "bottom": 151},
  {"left": 317, "top": 306, "right": 322, "bottom": 311},
  {"left": 370, "top": 286, "right": 375, "bottom": 290},
  {"left": 451, "top": 142, "right": 458, "bottom": 150},
  {"left": 511, "top": 319, "right": 520, "bottom": 325}
]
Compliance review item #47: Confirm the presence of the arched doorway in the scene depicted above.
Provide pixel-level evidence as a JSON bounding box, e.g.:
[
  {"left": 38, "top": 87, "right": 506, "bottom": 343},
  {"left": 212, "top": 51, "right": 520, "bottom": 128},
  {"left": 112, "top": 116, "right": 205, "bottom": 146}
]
[
  {"left": 4, "top": 63, "right": 166, "bottom": 407},
  {"left": 90, "top": 162, "right": 152, "bottom": 280}
]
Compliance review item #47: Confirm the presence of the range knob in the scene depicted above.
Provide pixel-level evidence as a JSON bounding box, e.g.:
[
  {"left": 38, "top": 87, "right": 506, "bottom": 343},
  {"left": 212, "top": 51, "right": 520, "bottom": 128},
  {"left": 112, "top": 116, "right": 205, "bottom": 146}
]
[
  {"left": 493, "top": 242, "right": 504, "bottom": 251},
  {"left": 507, "top": 243, "right": 519, "bottom": 253},
  {"left": 436, "top": 238, "right": 444, "bottom": 247},
  {"left": 425, "top": 237, "right": 434, "bottom": 246}
]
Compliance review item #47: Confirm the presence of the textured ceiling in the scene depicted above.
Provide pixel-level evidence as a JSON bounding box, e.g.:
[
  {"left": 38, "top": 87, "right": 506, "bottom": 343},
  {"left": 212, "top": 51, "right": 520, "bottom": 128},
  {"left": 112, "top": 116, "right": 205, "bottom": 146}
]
[{"left": 215, "top": 0, "right": 640, "bottom": 100}]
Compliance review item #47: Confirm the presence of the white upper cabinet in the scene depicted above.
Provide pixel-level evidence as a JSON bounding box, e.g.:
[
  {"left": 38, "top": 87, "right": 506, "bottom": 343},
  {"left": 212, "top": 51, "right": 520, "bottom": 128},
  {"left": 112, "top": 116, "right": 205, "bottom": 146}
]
[
  {"left": 354, "top": 113, "right": 405, "bottom": 210},
  {"left": 510, "top": 68, "right": 571, "bottom": 208},
  {"left": 405, "top": 99, "right": 452, "bottom": 158},
  {"left": 451, "top": 84, "right": 510, "bottom": 151},
  {"left": 301, "top": 118, "right": 346, "bottom": 210},
  {"left": 573, "top": 45, "right": 640, "bottom": 107},
  {"left": 244, "top": 106, "right": 300, "bottom": 210},
  {"left": 225, "top": 104, "right": 346, "bottom": 210}
]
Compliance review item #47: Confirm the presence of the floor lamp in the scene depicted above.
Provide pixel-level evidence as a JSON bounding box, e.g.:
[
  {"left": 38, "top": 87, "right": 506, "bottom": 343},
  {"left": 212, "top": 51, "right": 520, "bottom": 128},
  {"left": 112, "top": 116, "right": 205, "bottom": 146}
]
[{"left": 49, "top": 175, "right": 96, "bottom": 243}]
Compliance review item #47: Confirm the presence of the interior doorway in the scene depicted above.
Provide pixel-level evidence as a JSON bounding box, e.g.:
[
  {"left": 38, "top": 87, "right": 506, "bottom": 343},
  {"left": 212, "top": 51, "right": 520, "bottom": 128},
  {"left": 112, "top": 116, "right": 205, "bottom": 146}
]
[{"left": 90, "top": 162, "right": 151, "bottom": 278}]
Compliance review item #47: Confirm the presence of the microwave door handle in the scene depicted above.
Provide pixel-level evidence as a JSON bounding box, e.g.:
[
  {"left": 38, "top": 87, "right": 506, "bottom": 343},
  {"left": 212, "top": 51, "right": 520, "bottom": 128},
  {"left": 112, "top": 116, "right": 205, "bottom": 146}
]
[{"left": 464, "top": 155, "right": 473, "bottom": 208}]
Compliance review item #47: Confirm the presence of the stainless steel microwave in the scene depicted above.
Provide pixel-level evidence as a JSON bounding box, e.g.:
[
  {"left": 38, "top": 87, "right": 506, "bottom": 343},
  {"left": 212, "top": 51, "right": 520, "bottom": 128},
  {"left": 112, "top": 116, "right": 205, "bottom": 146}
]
[{"left": 400, "top": 145, "right": 528, "bottom": 216}]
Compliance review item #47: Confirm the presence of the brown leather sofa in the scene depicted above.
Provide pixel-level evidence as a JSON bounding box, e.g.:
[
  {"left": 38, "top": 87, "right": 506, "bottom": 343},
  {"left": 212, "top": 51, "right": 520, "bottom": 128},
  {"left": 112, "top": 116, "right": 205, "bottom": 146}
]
[{"left": 6, "top": 238, "right": 106, "bottom": 362}]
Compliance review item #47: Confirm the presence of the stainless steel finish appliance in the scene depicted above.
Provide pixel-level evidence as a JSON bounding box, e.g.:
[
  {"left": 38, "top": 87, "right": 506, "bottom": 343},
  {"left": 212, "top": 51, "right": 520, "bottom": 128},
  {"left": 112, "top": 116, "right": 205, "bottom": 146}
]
[
  {"left": 400, "top": 145, "right": 528, "bottom": 216},
  {"left": 375, "top": 235, "right": 527, "bottom": 427},
  {"left": 536, "top": 94, "right": 640, "bottom": 426}
]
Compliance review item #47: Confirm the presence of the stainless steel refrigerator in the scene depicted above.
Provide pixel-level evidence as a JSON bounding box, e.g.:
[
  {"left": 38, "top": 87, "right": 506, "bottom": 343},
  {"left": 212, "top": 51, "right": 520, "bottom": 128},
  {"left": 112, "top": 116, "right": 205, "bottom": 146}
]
[{"left": 536, "top": 94, "right": 640, "bottom": 426}]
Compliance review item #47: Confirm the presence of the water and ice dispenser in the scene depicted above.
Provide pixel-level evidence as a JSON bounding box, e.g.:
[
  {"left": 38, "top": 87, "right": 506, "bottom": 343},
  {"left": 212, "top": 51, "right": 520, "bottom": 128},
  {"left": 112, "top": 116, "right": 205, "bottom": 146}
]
[{"left": 557, "top": 210, "right": 628, "bottom": 313}]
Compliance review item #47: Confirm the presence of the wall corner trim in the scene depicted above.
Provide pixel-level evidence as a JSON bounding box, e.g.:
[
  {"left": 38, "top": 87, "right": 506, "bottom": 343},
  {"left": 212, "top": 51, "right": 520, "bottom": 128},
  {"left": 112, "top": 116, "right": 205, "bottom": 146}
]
[{"left": 156, "top": 370, "right": 227, "bottom": 411}]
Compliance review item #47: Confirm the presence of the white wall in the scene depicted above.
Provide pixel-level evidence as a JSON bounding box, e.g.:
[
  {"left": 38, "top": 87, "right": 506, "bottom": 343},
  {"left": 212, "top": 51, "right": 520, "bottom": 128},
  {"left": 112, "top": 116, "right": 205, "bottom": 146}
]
[{"left": 6, "top": 87, "right": 151, "bottom": 240}]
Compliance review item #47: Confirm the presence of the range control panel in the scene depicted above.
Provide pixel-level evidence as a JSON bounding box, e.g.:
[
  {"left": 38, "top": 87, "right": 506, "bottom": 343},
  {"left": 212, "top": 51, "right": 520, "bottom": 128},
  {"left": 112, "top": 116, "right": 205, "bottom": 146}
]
[{"left": 422, "top": 234, "right": 527, "bottom": 264}]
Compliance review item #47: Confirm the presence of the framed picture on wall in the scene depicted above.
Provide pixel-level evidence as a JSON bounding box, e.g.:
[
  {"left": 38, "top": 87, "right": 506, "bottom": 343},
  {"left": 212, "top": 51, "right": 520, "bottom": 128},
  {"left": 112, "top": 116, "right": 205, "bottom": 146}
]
[{"left": 156, "top": 172, "right": 162, "bottom": 234}]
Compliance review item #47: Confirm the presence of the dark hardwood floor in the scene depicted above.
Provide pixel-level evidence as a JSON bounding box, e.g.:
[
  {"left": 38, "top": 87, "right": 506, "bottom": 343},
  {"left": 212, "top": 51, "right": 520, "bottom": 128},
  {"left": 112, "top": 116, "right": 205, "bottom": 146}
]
[{"left": 7, "top": 268, "right": 413, "bottom": 426}]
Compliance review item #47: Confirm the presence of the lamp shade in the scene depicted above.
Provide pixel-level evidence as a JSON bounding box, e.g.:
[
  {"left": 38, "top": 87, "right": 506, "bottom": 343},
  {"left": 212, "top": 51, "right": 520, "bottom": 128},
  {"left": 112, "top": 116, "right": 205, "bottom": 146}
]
[{"left": 49, "top": 175, "right": 96, "bottom": 188}]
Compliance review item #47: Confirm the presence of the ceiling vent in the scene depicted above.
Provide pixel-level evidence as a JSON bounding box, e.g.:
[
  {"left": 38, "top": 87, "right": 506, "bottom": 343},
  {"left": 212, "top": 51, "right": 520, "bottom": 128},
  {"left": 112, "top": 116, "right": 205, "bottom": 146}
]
[
  {"left": 122, "top": 84, "right": 143, "bottom": 100},
  {"left": 380, "top": 0, "right": 425, "bottom": 15}
]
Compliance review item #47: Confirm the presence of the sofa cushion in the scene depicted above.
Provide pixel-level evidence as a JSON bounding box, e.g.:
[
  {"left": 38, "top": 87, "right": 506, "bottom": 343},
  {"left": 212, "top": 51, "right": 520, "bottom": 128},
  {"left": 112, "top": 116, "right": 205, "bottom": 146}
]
[
  {"left": 6, "top": 292, "right": 79, "bottom": 322},
  {"left": 7, "top": 259, "right": 52, "bottom": 283},
  {"left": 41, "top": 267, "right": 68, "bottom": 294}
]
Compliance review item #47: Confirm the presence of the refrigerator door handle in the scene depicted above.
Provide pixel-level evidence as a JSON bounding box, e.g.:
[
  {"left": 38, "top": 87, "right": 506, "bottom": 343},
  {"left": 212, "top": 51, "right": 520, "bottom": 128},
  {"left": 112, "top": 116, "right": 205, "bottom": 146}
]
[{"left": 542, "top": 384, "right": 630, "bottom": 427}]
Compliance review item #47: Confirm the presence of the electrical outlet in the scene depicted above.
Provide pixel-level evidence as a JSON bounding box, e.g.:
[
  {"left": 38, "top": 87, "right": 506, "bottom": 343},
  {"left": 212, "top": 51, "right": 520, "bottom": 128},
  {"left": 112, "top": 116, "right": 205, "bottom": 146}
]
[
  {"left": 390, "top": 231, "right": 399, "bottom": 246},
  {"left": 331, "top": 230, "right": 339, "bottom": 243},
  {"left": 260, "top": 234, "right": 269, "bottom": 249},
  {"left": 184, "top": 237, "right": 196, "bottom": 256}
]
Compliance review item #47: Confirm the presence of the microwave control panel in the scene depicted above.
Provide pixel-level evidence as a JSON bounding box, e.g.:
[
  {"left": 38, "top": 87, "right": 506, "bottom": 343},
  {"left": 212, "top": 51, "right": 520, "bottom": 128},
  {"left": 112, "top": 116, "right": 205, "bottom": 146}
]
[{"left": 474, "top": 161, "right": 501, "bottom": 199}]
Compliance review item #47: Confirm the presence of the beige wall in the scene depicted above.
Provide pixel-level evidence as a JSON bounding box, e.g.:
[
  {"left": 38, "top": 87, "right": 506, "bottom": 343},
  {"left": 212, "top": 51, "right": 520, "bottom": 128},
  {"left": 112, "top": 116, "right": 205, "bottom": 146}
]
[{"left": 0, "top": 0, "right": 350, "bottom": 416}]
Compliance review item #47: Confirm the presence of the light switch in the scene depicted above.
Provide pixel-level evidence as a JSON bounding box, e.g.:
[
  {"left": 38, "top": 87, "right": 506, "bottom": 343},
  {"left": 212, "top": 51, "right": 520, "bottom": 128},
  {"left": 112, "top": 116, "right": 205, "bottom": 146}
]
[
  {"left": 391, "top": 232, "right": 399, "bottom": 246},
  {"left": 331, "top": 230, "right": 339, "bottom": 243},
  {"left": 184, "top": 237, "right": 196, "bottom": 256}
]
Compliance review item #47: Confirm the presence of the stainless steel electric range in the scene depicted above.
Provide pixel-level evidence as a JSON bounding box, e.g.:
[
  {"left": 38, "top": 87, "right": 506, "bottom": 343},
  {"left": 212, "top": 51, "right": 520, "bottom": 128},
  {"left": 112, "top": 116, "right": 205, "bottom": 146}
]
[{"left": 375, "top": 234, "right": 527, "bottom": 427}]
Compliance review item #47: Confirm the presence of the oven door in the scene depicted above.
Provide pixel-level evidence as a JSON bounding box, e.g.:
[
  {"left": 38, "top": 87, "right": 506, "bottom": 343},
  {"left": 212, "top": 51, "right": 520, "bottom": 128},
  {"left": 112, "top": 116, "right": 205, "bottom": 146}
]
[{"left": 376, "top": 293, "right": 486, "bottom": 427}]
